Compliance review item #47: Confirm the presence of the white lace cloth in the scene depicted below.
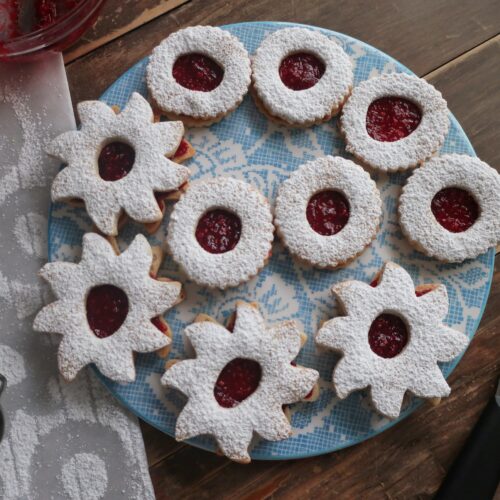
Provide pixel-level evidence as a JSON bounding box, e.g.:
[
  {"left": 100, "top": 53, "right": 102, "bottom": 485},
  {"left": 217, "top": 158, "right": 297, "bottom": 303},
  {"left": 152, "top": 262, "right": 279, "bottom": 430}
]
[{"left": 0, "top": 53, "right": 154, "bottom": 500}]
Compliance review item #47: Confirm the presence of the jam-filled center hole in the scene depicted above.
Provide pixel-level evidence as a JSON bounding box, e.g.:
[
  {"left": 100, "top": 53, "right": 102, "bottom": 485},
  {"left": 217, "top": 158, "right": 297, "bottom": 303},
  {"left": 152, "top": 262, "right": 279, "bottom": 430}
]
[
  {"left": 86, "top": 285, "right": 129, "bottom": 339},
  {"left": 279, "top": 52, "right": 326, "bottom": 91},
  {"left": 431, "top": 187, "right": 479, "bottom": 233},
  {"left": 366, "top": 97, "right": 422, "bottom": 142},
  {"left": 306, "top": 190, "right": 350, "bottom": 236},
  {"left": 368, "top": 313, "right": 409, "bottom": 358},
  {"left": 195, "top": 209, "right": 242, "bottom": 254},
  {"left": 214, "top": 358, "right": 262, "bottom": 408},
  {"left": 98, "top": 141, "right": 135, "bottom": 181},
  {"left": 173, "top": 53, "right": 224, "bottom": 92}
]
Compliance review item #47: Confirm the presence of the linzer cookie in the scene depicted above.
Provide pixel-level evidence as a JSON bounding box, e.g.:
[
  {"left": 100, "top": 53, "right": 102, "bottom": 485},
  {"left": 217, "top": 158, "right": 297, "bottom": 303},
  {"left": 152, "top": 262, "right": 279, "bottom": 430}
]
[
  {"left": 167, "top": 177, "right": 274, "bottom": 289},
  {"left": 146, "top": 26, "right": 251, "bottom": 127},
  {"left": 251, "top": 27, "right": 353, "bottom": 126},
  {"left": 34, "top": 233, "right": 183, "bottom": 382},
  {"left": 340, "top": 73, "right": 449, "bottom": 171},
  {"left": 48, "top": 92, "right": 190, "bottom": 236},
  {"left": 315, "top": 262, "right": 468, "bottom": 419},
  {"left": 399, "top": 154, "right": 500, "bottom": 262},
  {"left": 162, "top": 301, "right": 319, "bottom": 463},
  {"left": 274, "top": 156, "right": 382, "bottom": 268}
]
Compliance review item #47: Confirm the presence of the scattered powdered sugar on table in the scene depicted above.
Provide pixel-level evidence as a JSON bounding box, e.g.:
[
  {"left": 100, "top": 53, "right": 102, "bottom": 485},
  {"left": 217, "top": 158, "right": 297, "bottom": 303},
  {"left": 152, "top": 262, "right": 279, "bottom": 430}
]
[
  {"left": 0, "top": 345, "right": 26, "bottom": 385},
  {"left": 13, "top": 212, "right": 48, "bottom": 259},
  {"left": 61, "top": 453, "right": 108, "bottom": 500},
  {"left": 0, "top": 53, "right": 154, "bottom": 499}
]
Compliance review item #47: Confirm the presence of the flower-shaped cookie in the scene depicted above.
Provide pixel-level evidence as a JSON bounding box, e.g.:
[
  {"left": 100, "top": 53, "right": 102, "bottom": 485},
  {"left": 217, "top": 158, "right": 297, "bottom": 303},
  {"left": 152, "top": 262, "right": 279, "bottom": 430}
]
[
  {"left": 162, "top": 301, "right": 319, "bottom": 463},
  {"left": 316, "top": 262, "right": 468, "bottom": 418},
  {"left": 48, "top": 92, "right": 190, "bottom": 236},
  {"left": 34, "top": 233, "right": 183, "bottom": 382}
]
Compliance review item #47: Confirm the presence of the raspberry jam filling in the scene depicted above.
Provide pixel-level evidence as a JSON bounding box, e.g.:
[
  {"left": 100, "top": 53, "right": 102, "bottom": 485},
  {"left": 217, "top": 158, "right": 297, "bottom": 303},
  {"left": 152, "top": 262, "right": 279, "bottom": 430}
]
[
  {"left": 368, "top": 313, "right": 408, "bottom": 358},
  {"left": 195, "top": 209, "right": 242, "bottom": 254},
  {"left": 151, "top": 316, "right": 167, "bottom": 333},
  {"left": 366, "top": 97, "right": 422, "bottom": 142},
  {"left": 431, "top": 187, "right": 479, "bottom": 233},
  {"left": 86, "top": 285, "right": 129, "bottom": 339},
  {"left": 214, "top": 358, "right": 262, "bottom": 408},
  {"left": 370, "top": 277, "right": 431, "bottom": 297},
  {"left": 98, "top": 141, "right": 135, "bottom": 181},
  {"left": 306, "top": 190, "right": 350, "bottom": 236},
  {"left": 173, "top": 138, "right": 190, "bottom": 159},
  {"left": 173, "top": 53, "right": 224, "bottom": 92},
  {"left": 279, "top": 52, "right": 325, "bottom": 91}
]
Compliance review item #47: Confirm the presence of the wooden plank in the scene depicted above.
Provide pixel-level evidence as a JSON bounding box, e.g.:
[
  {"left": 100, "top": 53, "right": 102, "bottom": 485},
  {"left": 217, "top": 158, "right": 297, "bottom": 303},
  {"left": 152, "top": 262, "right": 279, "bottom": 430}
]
[
  {"left": 426, "top": 35, "right": 500, "bottom": 169},
  {"left": 148, "top": 260, "right": 500, "bottom": 499},
  {"left": 63, "top": 0, "right": 189, "bottom": 64},
  {"left": 139, "top": 420, "right": 185, "bottom": 467},
  {"left": 65, "top": 0, "right": 500, "bottom": 104}
]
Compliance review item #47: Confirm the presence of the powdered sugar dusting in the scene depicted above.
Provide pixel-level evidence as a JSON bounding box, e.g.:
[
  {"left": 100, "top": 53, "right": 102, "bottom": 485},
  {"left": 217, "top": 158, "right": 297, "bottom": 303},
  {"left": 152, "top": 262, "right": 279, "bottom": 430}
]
[
  {"left": 275, "top": 156, "right": 381, "bottom": 268},
  {"left": 0, "top": 85, "right": 56, "bottom": 206},
  {"left": 252, "top": 27, "right": 353, "bottom": 125},
  {"left": 61, "top": 453, "right": 108, "bottom": 500},
  {"left": 399, "top": 154, "right": 500, "bottom": 262},
  {"left": 34, "top": 233, "right": 182, "bottom": 382},
  {"left": 0, "top": 345, "right": 26, "bottom": 385},
  {"left": 162, "top": 302, "right": 319, "bottom": 462},
  {"left": 13, "top": 212, "right": 48, "bottom": 259},
  {"left": 340, "top": 73, "right": 449, "bottom": 171},
  {"left": 167, "top": 177, "right": 274, "bottom": 289},
  {"left": 147, "top": 26, "right": 251, "bottom": 121},
  {"left": 316, "top": 262, "right": 468, "bottom": 418},
  {"left": 49, "top": 92, "right": 189, "bottom": 235}
]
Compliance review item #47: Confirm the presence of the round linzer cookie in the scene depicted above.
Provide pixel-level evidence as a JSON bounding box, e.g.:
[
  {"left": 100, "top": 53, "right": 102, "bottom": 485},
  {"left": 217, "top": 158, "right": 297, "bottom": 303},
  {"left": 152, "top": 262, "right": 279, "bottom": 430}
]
[
  {"left": 340, "top": 73, "right": 449, "bottom": 172},
  {"left": 274, "top": 156, "right": 382, "bottom": 268},
  {"left": 162, "top": 301, "right": 319, "bottom": 463},
  {"left": 315, "top": 262, "right": 468, "bottom": 419},
  {"left": 146, "top": 26, "right": 251, "bottom": 127},
  {"left": 48, "top": 92, "right": 190, "bottom": 236},
  {"left": 399, "top": 154, "right": 500, "bottom": 262},
  {"left": 251, "top": 27, "right": 353, "bottom": 127},
  {"left": 34, "top": 233, "right": 183, "bottom": 382},
  {"left": 167, "top": 177, "right": 274, "bottom": 289}
]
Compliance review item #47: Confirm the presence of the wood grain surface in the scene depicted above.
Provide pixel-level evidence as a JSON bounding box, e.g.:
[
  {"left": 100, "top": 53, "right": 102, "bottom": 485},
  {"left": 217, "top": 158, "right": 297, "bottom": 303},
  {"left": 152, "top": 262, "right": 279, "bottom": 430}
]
[{"left": 64, "top": 1, "right": 500, "bottom": 498}]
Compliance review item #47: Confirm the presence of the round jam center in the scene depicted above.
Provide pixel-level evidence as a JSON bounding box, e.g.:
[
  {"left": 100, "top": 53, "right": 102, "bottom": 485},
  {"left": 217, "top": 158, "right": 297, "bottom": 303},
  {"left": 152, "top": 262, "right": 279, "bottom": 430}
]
[
  {"left": 306, "top": 190, "right": 350, "bottom": 236},
  {"left": 86, "top": 285, "right": 129, "bottom": 339},
  {"left": 195, "top": 209, "right": 242, "bottom": 254},
  {"left": 431, "top": 187, "right": 479, "bottom": 233},
  {"left": 366, "top": 97, "right": 422, "bottom": 142},
  {"left": 172, "top": 53, "right": 224, "bottom": 92},
  {"left": 368, "top": 313, "right": 409, "bottom": 359},
  {"left": 214, "top": 358, "right": 262, "bottom": 408},
  {"left": 279, "top": 52, "right": 325, "bottom": 91},
  {"left": 98, "top": 141, "right": 135, "bottom": 181}
]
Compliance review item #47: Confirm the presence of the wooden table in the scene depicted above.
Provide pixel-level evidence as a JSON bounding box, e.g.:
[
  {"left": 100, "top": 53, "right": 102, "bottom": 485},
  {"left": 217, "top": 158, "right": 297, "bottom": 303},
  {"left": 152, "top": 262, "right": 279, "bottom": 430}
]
[{"left": 65, "top": 1, "right": 500, "bottom": 498}]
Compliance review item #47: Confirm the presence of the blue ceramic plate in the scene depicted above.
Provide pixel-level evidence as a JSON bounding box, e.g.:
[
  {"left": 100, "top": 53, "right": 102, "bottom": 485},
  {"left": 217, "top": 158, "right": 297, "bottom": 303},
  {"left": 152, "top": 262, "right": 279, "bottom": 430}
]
[{"left": 48, "top": 22, "right": 494, "bottom": 460}]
